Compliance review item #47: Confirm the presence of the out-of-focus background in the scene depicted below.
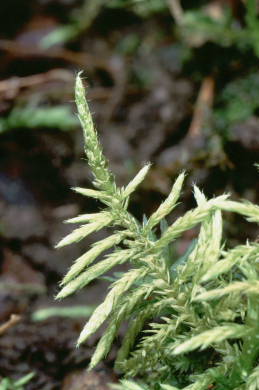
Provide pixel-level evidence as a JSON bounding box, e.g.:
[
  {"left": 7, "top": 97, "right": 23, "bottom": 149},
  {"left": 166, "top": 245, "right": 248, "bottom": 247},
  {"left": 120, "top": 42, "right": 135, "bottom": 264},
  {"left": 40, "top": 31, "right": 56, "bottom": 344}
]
[{"left": 0, "top": 0, "right": 258, "bottom": 388}]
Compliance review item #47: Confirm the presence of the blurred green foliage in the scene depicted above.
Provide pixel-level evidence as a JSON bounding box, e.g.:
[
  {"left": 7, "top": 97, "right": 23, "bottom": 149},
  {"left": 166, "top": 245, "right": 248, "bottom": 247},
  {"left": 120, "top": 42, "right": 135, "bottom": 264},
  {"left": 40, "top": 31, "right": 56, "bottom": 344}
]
[
  {"left": 0, "top": 106, "right": 78, "bottom": 133},
  {"left": 179, "top": 0, "right": 259, "bottom": 55},
  {"left": 0, "top": 373, "right": 35, "bottom": 390},
  {"left": 32, "top": 305, "right": 95, "bottom": 321},
  {"left": 40, "top": 0, "right": 259, "bottom": 144},
  {"left": 41, "top": 0, "right": 168, "bottom": 48},
  {"left": 41, "top": 0, "right": 104, "bottom": 48},
  {"left": 215, "top": 72, "right": 259, "bottom": 134}
]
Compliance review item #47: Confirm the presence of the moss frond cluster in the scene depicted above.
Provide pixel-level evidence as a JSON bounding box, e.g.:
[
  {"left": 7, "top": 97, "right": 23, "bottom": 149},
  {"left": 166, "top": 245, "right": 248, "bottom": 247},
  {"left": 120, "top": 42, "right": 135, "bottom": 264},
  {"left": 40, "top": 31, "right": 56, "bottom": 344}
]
[{"left": 56, "top": 74, "right": 259, "bottom": 390}]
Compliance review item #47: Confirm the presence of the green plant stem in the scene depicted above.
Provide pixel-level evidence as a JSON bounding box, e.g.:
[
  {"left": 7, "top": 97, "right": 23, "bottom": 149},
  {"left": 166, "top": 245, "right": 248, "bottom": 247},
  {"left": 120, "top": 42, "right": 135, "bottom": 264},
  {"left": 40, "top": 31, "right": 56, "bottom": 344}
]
[{"left": 230, "top": 295, "right": 259, "bottom": 386}]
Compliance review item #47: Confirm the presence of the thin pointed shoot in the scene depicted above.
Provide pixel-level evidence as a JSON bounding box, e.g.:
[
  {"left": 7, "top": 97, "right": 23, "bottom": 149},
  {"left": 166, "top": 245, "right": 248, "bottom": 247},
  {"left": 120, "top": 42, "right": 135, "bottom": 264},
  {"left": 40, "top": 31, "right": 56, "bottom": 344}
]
[
  {"left": 123, "top": 164, "right": 151, "bottom": 198},
  {"left": 146, "top": 172, "right": 185, "bottom": 230}
]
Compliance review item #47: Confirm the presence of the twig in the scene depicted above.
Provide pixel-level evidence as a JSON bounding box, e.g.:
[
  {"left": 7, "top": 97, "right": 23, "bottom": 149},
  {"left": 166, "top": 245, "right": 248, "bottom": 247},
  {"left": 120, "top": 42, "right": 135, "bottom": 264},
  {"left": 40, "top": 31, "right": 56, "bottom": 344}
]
[
  {"left": 0, "top": 314, "right": 21, "bottom": 336},
  {"left": 189, "top": 76, "right": 215, "bottom": 137},
  {"left": 167, "top": 0, "right": 184, "bottom": 24},
  {"left": 0, "top": 39, "right": 128, "bottom": 119},
  {"left": 0, "top": 69, "right": 73, "bottom": 98},
  {"left": 0, "top": 39, "right": 105, "bottom": 69}
]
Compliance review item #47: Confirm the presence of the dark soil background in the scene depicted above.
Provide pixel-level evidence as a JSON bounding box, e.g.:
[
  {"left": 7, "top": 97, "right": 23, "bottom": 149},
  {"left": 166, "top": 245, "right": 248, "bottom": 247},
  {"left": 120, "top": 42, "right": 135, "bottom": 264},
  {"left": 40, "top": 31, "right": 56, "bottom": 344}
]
[{"left": 0, "top": 0, "right": 258, "bottom": 388}]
